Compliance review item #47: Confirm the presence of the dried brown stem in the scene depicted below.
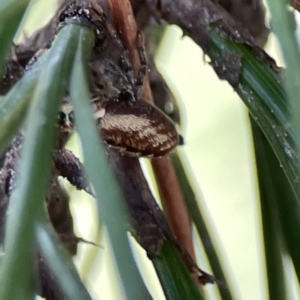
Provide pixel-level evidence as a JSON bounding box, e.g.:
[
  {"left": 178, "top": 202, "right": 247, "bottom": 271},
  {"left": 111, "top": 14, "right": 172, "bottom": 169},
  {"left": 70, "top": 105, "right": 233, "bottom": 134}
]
[
  {"left": 108, "top": 0, "right": 139, "bottom": 73},
  {"left": 152, "top": 157, "right": 195, "bottom": 263},
  {"left": 148, "top": 0, "right": 253, "bottom": 48}
]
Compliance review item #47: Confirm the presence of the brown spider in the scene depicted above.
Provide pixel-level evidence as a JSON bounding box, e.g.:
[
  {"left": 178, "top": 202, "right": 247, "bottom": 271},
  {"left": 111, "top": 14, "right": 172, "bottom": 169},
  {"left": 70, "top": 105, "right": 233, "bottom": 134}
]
[
  {"left": 58, "top": 2, "right": 183, "bottom": 157},
  {"left": 90, "top": 45, "right": 184, "bottom": 156}
]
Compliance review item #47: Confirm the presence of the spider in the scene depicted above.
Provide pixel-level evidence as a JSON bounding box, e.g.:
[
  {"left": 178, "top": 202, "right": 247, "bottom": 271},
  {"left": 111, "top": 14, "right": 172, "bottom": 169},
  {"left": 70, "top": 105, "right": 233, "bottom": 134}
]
[
  {"left": 58, "top": 2, "right": 183, "bottom": 157},
  {"left": 90, "top": 44, "right": 184, "bottom": 157}
]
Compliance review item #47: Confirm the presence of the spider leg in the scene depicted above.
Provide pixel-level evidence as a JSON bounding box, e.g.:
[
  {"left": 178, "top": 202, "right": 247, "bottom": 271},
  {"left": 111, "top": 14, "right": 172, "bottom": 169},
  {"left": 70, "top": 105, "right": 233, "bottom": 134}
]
[
  {"left": 90, "top": 58, "right": 134, "bottom": 101},
  {"left": 105, "top": 26, "right": 148, "bottom": 102},
  {"left": 105, "top": 21, "right": 135, "bottom": 87},
  {"left": 135, "top": 31, "right": 147, "bottom": 100}
]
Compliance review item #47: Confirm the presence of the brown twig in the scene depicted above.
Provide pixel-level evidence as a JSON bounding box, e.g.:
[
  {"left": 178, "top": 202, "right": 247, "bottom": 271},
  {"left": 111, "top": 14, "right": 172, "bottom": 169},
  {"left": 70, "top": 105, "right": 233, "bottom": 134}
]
[
  {"left": 108, "top": 0, "right": 139, "bottom": 73},
  {"left": 152, "top": 157, "right": 196, "bottom": 263}
]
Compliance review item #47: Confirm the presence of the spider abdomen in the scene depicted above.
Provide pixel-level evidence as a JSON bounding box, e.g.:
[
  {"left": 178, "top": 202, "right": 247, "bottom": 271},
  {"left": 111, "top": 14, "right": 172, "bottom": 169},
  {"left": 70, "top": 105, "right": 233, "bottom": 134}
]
[{"left": 98, "top": 99, "right": 182, "bottom": 157}]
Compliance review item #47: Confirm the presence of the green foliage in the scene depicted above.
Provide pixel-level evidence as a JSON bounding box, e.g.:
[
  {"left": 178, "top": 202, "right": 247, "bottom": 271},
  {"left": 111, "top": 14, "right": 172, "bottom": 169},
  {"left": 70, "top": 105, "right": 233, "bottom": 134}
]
[{"left": 0, "top": 0, "right": 29, "bottom": 72}]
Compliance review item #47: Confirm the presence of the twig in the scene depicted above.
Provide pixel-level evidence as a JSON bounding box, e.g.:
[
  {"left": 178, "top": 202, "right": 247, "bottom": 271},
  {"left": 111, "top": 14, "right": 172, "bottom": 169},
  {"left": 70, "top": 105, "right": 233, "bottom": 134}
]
[{"left": 152, "top": 157, "right": 196, "bottom": 267}]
